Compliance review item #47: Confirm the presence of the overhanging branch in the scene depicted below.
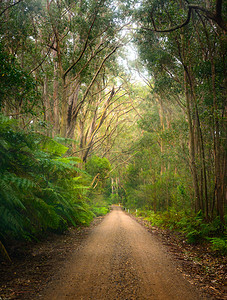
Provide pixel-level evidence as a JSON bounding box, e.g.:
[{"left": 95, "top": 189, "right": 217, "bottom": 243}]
[
  {"left": 0, "top": 0, "right": 23, "bottom": 17},
  {"left": 142, "top": 0, "right": 226, "bottom": 33},
  {"left": 142, "top": 7, "right": 192, "bottom": 33}
]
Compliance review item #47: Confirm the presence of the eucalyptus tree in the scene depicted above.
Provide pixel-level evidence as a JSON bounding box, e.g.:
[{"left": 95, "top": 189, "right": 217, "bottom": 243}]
[
  {"left": 41, "top": 0, "right": 134, "bottom": 140},
  {"left": 0, "top": 0, "right": 136, "bottom": 133},
  {"left": 74, "top": 84, "right": 134, "bottom": 162},
  {"left": 134, "top": 0, "right": 226, "bottom": 222},
  {"left": 119, "top": 82, "right": 193, "bottom": 212},
  {"left": 0, "top": 0, "right": 43, "bottom": 122}
]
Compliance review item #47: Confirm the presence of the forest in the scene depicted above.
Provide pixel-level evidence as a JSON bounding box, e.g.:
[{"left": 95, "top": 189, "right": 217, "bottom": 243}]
[{"left": 0, "top": 0, "right": 226, "bottom": 263}]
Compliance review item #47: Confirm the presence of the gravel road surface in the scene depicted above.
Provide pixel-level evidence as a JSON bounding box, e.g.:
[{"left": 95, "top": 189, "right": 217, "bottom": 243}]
[{"left": 42, "top": 206, "right": 203, "bottom": 300}]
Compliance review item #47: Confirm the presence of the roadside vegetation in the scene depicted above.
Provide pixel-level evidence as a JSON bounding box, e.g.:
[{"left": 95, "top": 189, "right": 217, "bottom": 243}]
[
  {"left": 130, "top": 209, "right": 227, "bottom": 255},
  {"left": 0, "top": 113, "right": 110, "bottom": 262}
]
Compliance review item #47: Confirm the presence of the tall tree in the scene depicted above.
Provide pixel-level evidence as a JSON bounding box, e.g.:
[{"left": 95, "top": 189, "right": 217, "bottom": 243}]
[{"left": 133, "top": 0, "right": 226, "bottom": 222}]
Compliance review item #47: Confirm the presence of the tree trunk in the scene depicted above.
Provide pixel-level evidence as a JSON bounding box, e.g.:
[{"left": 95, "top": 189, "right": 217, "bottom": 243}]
[
  {"left": 66, "top": 77, "right": 80, "bottom": 138},
  {"left": 60, "top": 78, "right": 68, "bottom": 137},
  {"left": 190, "top": 74, "right": 209, "bottom": 219},
  {"left": 53, "top": 50, "right": 59, "bottom": 134},
  {"left": 184, "top": 70, "right": 201, "bottom": 212},
  {"left": 210, "top": 55, "right": 225, "bottom": 225}
]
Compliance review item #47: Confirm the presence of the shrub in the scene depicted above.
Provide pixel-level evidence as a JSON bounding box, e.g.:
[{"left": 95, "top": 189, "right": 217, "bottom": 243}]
[
  {"left": 208, "top": 237, "right": 227, "bottom": 255},
  {"left": 92, "top": 206, "right": 109, "bottom": 217},
  {"left": 135, "top": 205, "right": 227, "bottom": 251},
  {"left": 186, "top": 230, "right": 202, "bottom": 244}
]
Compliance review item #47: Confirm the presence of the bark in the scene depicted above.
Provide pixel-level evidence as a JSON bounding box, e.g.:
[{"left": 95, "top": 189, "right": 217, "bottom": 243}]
[
  {"left": 189, "top": 71, "right": 209, "bottom": 219},
  {"left": 184, "top": 70, "right": 201, "bottom": 212},
  {"left": 66, "top": 77, "right": 80, "bottom": 138},
  {"left": 53, "top": 49, "right": 59, "bottom": 134},
  {"left": 155, "top": 97, "right": 165, "bottom": 175},
  {"left": 60, "top": 78, "right": 68, "bottom": 137},
  {"left": 82, "top": 87, "right": 115, "bottom": 162},
  {"left": 210, "top": 55, "right": 225, "bottom": 225},
  {"left": 71, "top": 46, "right": 119, "bottom": 125}
]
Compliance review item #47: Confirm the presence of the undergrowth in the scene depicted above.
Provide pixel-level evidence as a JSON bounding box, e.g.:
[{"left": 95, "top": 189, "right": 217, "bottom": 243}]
[
  {"left": 0, "top": 114, "right": 109, "bottom": 262},
  {"left": 134, "top": 209, "right": 227, "bottom": 255}
]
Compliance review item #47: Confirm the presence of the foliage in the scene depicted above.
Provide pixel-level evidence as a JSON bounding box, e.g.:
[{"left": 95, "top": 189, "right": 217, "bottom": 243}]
[
  {"left": 85, "top": 156, "right": 111, "bottom": 194},
  {"left": 132, "top": 0, "right": 226, "bottom": 223},
  {"left": 108, "top": 193, "right": 121, "bottom": 205},
  {"left": 208, "top": 237, "right": 227, "bottom": 255},
  {"left": 0, "top": 43, "right": 37, "bottom": 111},
  {"left": 91, "top": 204, "right": 109, "bottom": 217},
  {"left": 0, "top": 114, "right": 96, "bottom": 261},
  {"left": 0, "top": 0, "right": 226, "bottom": 262},
  {"left": 86, "top": 156, "right": 111, "bottom": 179},
  {"left": 131, "top": 208, "right": 226, "bottom": 254},
  {"left": 137, "top": 208, "right": 226, "bottom": 252}
]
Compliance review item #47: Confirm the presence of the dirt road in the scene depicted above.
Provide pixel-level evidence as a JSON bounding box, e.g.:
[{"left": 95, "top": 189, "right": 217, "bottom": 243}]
[{"left": 41, "top": 206, "right": 203, "bottom": 300}]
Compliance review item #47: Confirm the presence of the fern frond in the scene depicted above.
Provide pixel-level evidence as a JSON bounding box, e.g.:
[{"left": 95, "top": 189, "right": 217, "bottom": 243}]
[
  {"left": 0, "top": 178, "right": 26, "bottom": 210},
  {"left": 0, "top": 206, "right": 27, "bottom": 237},
  {"left": 37, "top": 135, "right": 68, "bottom": 156},
  {"left": 24, "top": 197, "right": 61, "bottom": 231},
  {"left": 4, "top": 172, "right": 36, "bottom": 190}
]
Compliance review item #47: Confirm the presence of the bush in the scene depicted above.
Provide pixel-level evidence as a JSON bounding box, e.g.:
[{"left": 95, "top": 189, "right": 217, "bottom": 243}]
[
  {"left": 92, "top": 206, "right": 109, "bottom": 217},
  {"left": 208, "top": 237, "right": 227, "bottom": 255},
  {"left": 186, "top": 230, "right": 202, "bottom": 244},
  {"left": 108, "top": 193, "right": 120, "bottom": 204}
]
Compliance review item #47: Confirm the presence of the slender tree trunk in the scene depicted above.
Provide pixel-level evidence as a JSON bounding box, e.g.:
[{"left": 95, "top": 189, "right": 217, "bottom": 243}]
[
  {"left": 43, "top": 74, "right": 53, "bottom": 132},
  {"left": 60, "top": 78, "right": 68, "bottom": 137},
  {"left": 184, "top": 70, "right": 201, "bottom": 212},
  {"left": 53, "top": 50, "right": 59, "bottom": 134},
  {"left": 156, "top": 97, "right": 165, "bottom": 175},
  {"left": 153, "top": 173, "right": 157, "bottom": 213},
  {"left": 210, "top": 55, "right": 225, "bottom": 225},
  {"left": 66, "top": 77, "right": 80, "bottom": 138},
  {"left": 190, "top": 77, "right": 209, "bottom": 218}
]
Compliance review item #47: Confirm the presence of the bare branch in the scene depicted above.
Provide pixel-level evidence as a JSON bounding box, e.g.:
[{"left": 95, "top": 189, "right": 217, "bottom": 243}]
[
  {"left": 189, "top": 2, "right": 226, "bottom": 31},
  {"left": 72, "top": 45, "right": 120, "bottom": 121},
  {"left": 142, "top": 1, "right": 226, "bottom": 33},
  {"left": 109, "top": 152, "right": 139, "bottom": 174},
  {"left": 63, "top": 13, "right": 97, "bottom": 79},
  {"left": 142, "top": 7, "right": 192, "bottom": 33},
  {"left": 29, "top": 38, "right": 56, "bottom": 74},
  {"left": 0, "top": 0, "right": 23, "bottom": 17}
]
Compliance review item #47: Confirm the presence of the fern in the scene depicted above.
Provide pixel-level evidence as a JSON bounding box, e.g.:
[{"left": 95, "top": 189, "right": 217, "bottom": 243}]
[
  {"left": 0, "top": 176, "right": 26, "bottom": 210},
  {"left": 23, "top": 197, "right": 62, "bottom": 231},
  {"left": 0, "top": 114, "right": 98, "bottom": 261},
  {"left": 0, "top": 207, "right": 28, "bottom": 239},
  {"left": 208, "top": 237, "right": 227, "bottom": 254}
]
